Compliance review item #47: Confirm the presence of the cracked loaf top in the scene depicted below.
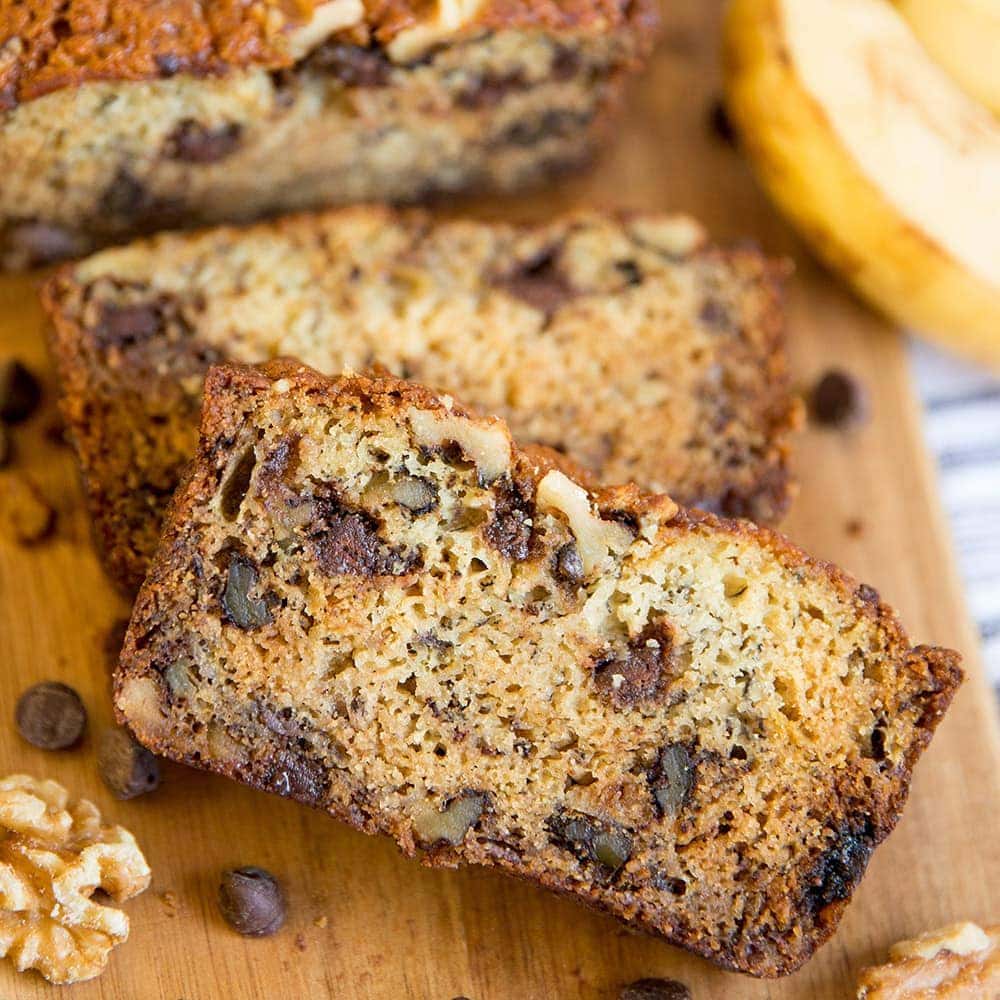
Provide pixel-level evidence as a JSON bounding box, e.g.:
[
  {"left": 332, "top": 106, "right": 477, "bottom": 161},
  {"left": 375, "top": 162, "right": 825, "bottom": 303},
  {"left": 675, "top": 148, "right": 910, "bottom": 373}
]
[{"left": 0, "top": 0, "right": 657, "bottom": 108}]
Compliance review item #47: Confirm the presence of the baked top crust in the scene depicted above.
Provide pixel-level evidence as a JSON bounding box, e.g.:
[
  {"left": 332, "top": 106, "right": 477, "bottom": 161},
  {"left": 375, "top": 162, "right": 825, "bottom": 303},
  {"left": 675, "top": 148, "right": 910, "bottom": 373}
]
[
  {"left": 115, "top": 359, "right": 960, "bottom": 977},
  {"left": 0, "top": 0, "right": 655, "bottom": 108}
]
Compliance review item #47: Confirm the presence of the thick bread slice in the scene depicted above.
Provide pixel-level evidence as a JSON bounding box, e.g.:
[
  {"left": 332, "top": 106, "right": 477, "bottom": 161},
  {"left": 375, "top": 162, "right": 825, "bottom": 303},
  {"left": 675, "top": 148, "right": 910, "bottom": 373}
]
[
  {"left": 115, "top": 361, "right": 960, "bottom": 977},
  {"left": 45, "top": 207, "right": 798, "bottom": 592}
]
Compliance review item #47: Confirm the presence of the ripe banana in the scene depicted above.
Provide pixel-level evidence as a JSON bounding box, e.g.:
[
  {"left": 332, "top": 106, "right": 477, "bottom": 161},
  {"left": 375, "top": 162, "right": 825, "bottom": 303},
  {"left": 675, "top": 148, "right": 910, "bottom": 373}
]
[
  {"left": 893, "top": 0, "right": 1000, "bottom": 116},
  {"left": 724, "top": 0, "right": 1000, "bottom": 367}
]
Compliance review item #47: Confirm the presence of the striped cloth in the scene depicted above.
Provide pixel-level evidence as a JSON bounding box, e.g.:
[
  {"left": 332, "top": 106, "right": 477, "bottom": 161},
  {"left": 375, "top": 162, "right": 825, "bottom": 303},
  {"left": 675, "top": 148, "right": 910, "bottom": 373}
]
[{"left": 909, "top": 339, "right": 1000, "bottom": 694}]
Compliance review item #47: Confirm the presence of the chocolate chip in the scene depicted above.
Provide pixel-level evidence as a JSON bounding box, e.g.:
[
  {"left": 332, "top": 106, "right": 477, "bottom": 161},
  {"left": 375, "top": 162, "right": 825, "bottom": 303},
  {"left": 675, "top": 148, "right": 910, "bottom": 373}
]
[
  {"left": 498, "top": 109, "right": 591, "bottom": 147},
  {"left": 268, "top": 751, "right": 328, "bottom": 805},
  {"left": 553, "top": 542, "right": 584, "bottom": 584},
  {"left": 620, "top": 979, "right": 692, "bottom": 1000},
  {"left": 548, "top": 810, "right": 632, "bottom": 876},
  {"left": 309, "top": 490, "right": 417, "bottom": 576},
  {"left": 304, "top": 43, "right": 391, "bottom": 87},
  {"left": 484, "top": 477, "right": 534, "bottom": 561},
  {"left": 15, "top": 682, "right": 86, "bottom": 750},
  {"left": 496, "top": 247, "right": 576, "bottom": 318},
  {"left": 155, "top": 52, "right": 183, "bottom": 76},
  {"left": 457, "top": 72, "right": 525, "bottom": 109},
  {"left": 98, "top": 728, "right": 161, "bottom": 799},
  {"left": 698, "top": 297, "right": 733, "bottom": 331},
  {"left": 856, "top": 583, "right": 880, "bottom": 605},
  {"left": 809, "top": 370, "right": 869, "bottom": 428},
  {"left": 593, "top": 623, "right": 682, "bottom": 709},
  {"left": 707, "top": 95, "right": 736, "bottom": 146},
  {"left": 165, "top": 120, "right": 243, "bottom": 164},
  {"left": 95, "top": 302, "right": 164, "bottom": 347},
  {"left": 615, "top": 259, "right": 644, "bottom": 286},
  {"left": 221, "top": 553, "right": 273, "bottom": 630},
  {"left": 0, "top": 360, "right": 41, "bottom": 424},
  {"left": 100, "top": 169, "right": 149, "bottom": 219},
  {"left": 218, "top": 867, "right": 286, "bottom": 936},
  {"left": 1, "top": 221, "right": 86, "bottom": 268},
  {"left": 0, "top": 425, "right": 9, "bottom": 468},
  {"left": 649, "top": 743, "right": 694, "bottom": 816}
]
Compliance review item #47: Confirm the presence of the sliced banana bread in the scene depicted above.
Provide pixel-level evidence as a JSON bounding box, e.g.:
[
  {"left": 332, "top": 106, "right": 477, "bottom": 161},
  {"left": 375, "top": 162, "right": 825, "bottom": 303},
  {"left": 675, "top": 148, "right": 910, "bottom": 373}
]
[
  {"left": 0, "top": 0, "right": 655, "bottom": 267},
  {"left": 115, "top": 360, "right": 960, "bottom": 977},
  {"left": 45, "top": 207, "right": 798, "bottom": 592}
]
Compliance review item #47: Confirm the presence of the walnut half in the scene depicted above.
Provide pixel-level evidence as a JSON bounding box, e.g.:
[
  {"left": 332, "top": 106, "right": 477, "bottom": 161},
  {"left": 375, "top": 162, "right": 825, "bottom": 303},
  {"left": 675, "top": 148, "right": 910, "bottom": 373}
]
[{"left": 0, "top": 774, "right": 151, "bottom": 985}]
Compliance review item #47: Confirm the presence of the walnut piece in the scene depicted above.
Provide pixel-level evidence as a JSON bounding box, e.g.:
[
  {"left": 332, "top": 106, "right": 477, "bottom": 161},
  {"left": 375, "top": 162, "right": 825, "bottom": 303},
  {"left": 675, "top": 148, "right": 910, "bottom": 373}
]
[
  {"left": 857, "top": 921, "right": 1000, "bottom": 999},
  {"left": 0, "top": 774, "right": 151, "bottom": 984}
]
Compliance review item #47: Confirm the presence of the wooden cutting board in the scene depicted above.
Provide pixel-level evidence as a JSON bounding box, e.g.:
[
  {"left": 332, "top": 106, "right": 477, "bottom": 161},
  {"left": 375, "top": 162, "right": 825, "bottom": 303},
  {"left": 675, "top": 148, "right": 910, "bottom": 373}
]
[{"left": 1, "top": 2, "right": 998, "bottom": 997}]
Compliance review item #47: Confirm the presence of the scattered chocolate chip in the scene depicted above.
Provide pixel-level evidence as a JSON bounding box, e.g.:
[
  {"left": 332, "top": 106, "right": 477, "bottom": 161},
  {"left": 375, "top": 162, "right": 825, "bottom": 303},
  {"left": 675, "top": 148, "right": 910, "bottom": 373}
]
[
  {"left": 498, "top": 109, "right": 591, "bottom": 147},
  {"left": 707, "top": 95, "right": 736, "bottom": 146},
  {"left": 809, "top": 370, "right": 869, "bottom": 428},
  {"left": 95, "top": 302, "right": 164, "bottom": 347},
  {"left": 856, "top": 583, "right": 880, "bottom": 605},
  {"left": 218, "top": 867, "right": 286, "bottom": 936},
  {"left": 155, "top": 53, "right": 183, "bottom": 75},
  {"left": 98, "top": 728, "right": 161, "bottom": 799},
  {"left": 593, "top": 623, "right": 682, "bottom": 709},
  {"left": 649, "top": 743, "right": 694, "bottom": 816},
  {"left": 309, "top": 489, "right": 417, "bottom": 576},
  {"left": 0, "top": 425, "right": 9, "bottom": 468},
  {"left": 221, "top": 553, "right": 273, "bottom": 630},
  {"left": 1, "top": 475, "right": 56, "bottom": 545},
  {"left": 615, "top": 259, "right": 644, "bottom": 286},
  {"left": 100, "top": 169, "right": 150, "bottom": 219},
  {"left": 457, "top": 71, "right": 525, "bottom": 109},
  {"left": 620, "top": 978, "right": 691, "bottom": 1000},
  {"left": 496, "top": 246, "right": 576, "bottom": 318},
  {"left": 484, "top": 477, "right": 534, "bottom": 561},
  {"left": 0, "top": 360, "right": 42, "bottom": 424},
  {"left": 267, "top": 751, "right": 328, "bottom": 804},
  {"left": 165, "top": 120, "right": 243, "bottom": 164},
  {"left": 553, "top": 542, "right": 584, "bottom": 584},
  {"left": 1, "top": 221, "right": 87, "bottom": 268},
  {"left": 698, "top": 297, "right": 733, "bottom": 331},
  {"left": 15, "top": 682, "right": 86, "bottom": 750},
  {"left": 305, "top": 43, "right": 392, "bottom": 87},
  {"left": 548, "top": 810, "right": 632, "bottom": 875}
]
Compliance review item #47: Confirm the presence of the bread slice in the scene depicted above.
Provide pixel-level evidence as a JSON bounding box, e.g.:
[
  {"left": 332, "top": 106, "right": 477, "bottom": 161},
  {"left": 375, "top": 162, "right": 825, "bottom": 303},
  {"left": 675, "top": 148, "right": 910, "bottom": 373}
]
[
  {"left": 0, "top": 1, "right": 655, "bottom": 267},
  {"left": 45, "top": 207, "right": 798, "bottom": 592},
  {"left": 115, "top": 360, "right": 960, "bottom": 978}
]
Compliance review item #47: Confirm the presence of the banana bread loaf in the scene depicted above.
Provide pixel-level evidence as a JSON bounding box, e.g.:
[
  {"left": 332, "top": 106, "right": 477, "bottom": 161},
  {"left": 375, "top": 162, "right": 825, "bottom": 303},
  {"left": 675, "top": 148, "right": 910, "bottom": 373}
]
[
  {"left": 0, "top": 0, "right": 656, "bottom": 268},
  {"left": 45, "top": 207, "right": 799, "bottom": 592},
  {"left": 115, "top": 360, "right": 960, "bottom": 977}
]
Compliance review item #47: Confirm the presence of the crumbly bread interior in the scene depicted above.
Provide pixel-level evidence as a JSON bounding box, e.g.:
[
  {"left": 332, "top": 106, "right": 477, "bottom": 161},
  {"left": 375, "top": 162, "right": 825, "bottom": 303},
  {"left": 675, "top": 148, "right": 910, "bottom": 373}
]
[
  {"left": 47, "top": 208, "right": 795, "bottom": 591},
  {"left": 116, "top": 363, "right": 960, "bottom": 977}
]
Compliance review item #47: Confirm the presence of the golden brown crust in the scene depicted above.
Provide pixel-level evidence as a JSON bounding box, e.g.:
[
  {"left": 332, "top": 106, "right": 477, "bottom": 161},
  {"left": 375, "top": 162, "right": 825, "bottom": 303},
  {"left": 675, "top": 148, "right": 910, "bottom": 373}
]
[
  {"left": 0, "top": 0, "right": 651, "bottom": 108},
  {"left": 114, "top": 360, "right": 961, "bottom": 978}
]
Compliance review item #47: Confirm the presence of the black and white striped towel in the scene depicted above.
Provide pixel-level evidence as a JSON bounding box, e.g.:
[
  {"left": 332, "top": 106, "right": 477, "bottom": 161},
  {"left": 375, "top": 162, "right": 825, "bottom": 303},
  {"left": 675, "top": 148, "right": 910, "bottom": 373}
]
[{"left": 910, "top": 340, "right": 1000, "bottom": 694}]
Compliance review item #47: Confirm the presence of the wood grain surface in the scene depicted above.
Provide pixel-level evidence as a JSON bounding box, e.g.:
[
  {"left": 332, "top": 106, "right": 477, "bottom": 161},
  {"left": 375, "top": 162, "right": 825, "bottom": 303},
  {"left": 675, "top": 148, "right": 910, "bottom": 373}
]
[{"left": 1, "top": 2, "right": 998, "bottom": 997}]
